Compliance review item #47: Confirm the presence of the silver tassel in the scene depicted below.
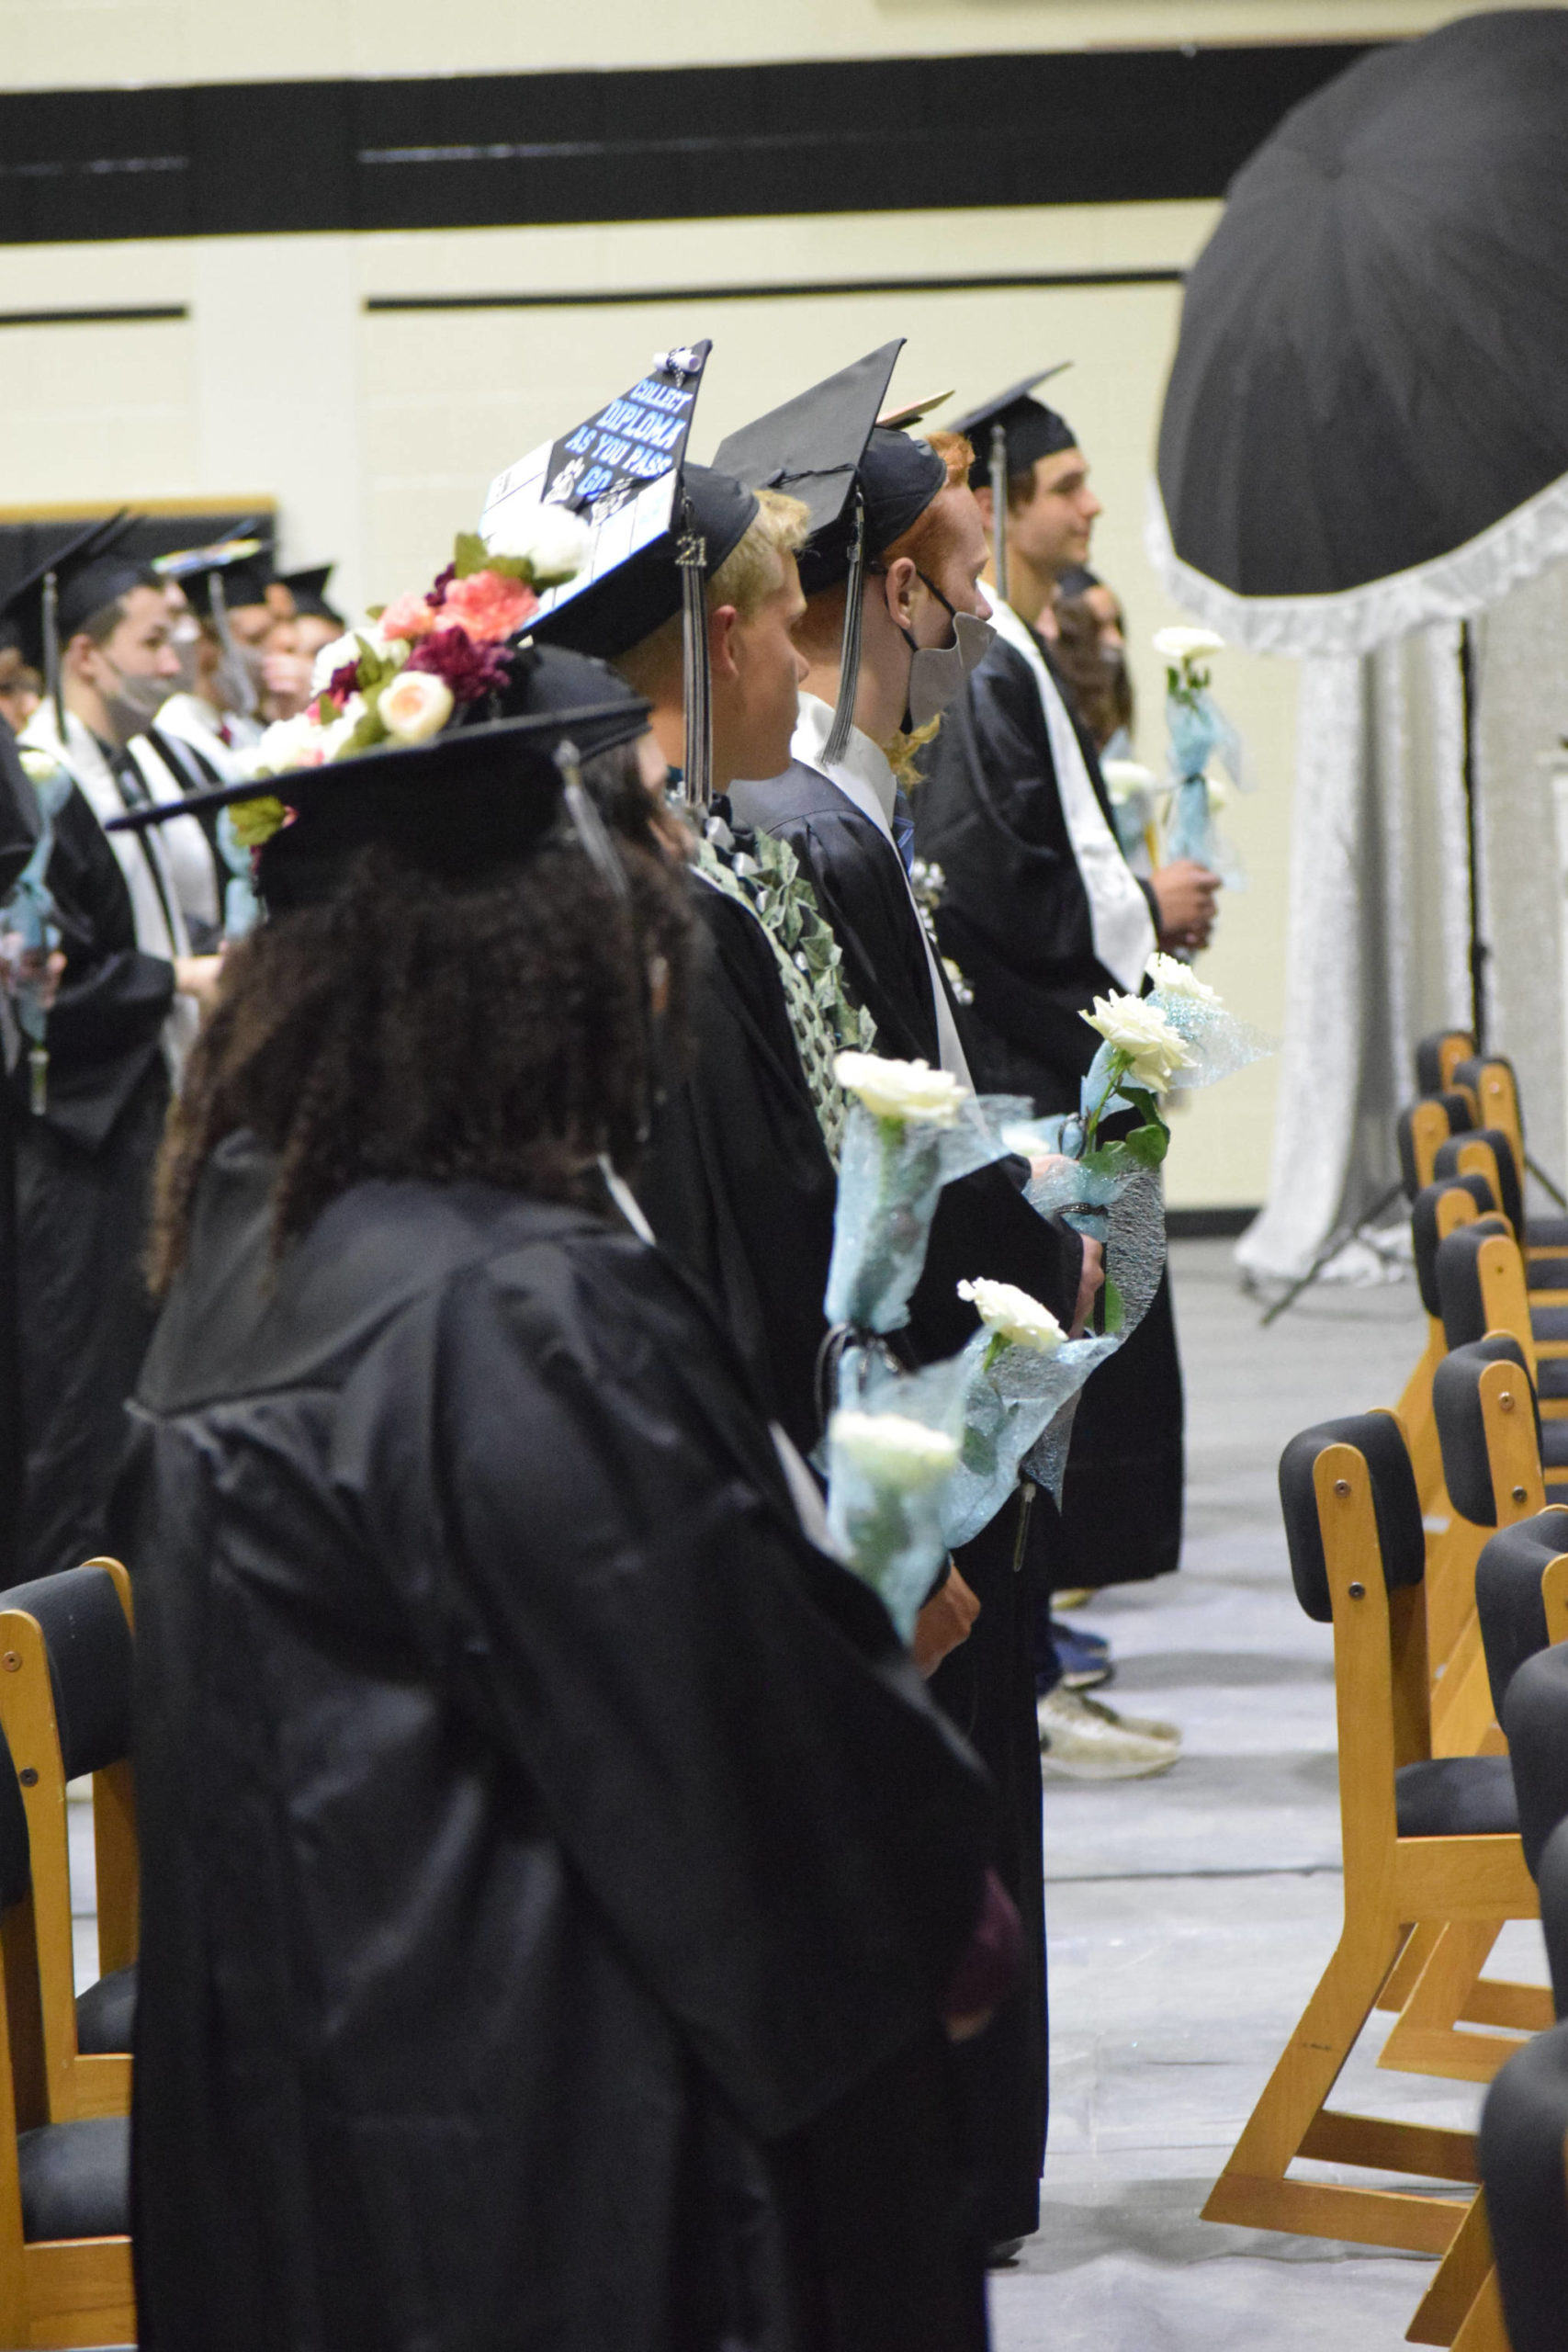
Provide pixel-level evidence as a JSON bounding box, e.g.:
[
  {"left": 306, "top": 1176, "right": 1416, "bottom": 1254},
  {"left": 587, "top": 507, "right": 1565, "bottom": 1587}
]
[
  {"left": 43, "top": 570, "right": 64, "bottom": 741},
  {"left": 210, "top": 573, "right": 258, "bottom": 719},
  {"left": 822, "top": 487, "right": 867, "bottom": 771},
  {"left": 557, "top": 743, "right": 629, "bottom": 899},
  {"left": 989, "top": 422, "right": 1010, "bottom": 609},
  {"left": 676, "top": 504, "right": 711, "bottom": 810}
]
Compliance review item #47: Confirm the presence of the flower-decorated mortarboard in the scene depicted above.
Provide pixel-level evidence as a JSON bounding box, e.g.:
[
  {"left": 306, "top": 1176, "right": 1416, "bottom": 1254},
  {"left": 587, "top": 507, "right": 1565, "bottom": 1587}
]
[
  {"left": 479, "top": 342, "right": 752, "bottom": 811},
  {"left": 947, "top": 365, "right": 1074, "bottom": 607},
  {"left": 712, "top": 342, "right": 951, "bottom": 764}
]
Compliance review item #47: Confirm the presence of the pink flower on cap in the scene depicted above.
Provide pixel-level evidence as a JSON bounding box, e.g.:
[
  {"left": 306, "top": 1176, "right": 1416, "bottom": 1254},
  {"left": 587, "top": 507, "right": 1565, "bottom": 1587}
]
[
  {"left": 378, "top": 591, "right": 439, "bottom": 642},
  {"left": 442, "top": 570, "right": 538, "bottom": 643}
]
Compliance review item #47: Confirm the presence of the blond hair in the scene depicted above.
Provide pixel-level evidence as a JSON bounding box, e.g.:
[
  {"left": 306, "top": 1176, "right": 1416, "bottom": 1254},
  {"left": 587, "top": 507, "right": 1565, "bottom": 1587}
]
[{"left": 616, "top": 487, "right": 810, "bottom": 700}]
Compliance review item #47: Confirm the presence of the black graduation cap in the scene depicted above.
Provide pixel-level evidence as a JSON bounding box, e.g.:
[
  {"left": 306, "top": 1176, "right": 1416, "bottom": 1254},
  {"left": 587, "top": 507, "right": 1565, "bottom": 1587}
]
[
  {"left": 713, "top": 342, "right": 951, "bottom": 763},
  {"left": 0, "top": 511, "right": 141, "bottom": 729},
  {"left": 481, "top": 343, "right": 748, "bottom": 808},
  {"left": 104, "top": 644, "right": 651, "bottom": 914},
  {"left": 947, "top": 366, "right": 1074, "bottom": 605},
  {"left": 277, "top": 565, "right": 344, "bottom": 626}
]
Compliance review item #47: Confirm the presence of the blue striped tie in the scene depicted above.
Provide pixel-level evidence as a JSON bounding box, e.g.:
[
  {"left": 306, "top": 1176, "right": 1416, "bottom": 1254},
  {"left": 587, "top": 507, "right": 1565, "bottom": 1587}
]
[{"left": 892, "top": 785, "right": 917, "bottom": 876}]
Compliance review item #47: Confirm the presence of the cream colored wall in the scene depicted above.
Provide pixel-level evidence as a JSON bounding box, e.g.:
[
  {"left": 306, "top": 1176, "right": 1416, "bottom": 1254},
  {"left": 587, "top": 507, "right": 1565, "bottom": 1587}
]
[
  {"left": 0, "top": 195, "right": 1289, "bottom": 1204},
  {"left": 0, "top": 0, "right": 1550, "bottom": 81}
]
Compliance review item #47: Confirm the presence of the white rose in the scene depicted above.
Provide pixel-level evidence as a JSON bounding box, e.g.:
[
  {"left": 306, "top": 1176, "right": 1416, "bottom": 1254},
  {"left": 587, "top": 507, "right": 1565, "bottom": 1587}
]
[
  {"left": 1100, "top": 757, "right": 1158, "bottom": 806},
  {"left": 245, "top": 711, "right": 330, "bottom": 777},
  {"left": 309, "top": 626, "right": 408, "bottom": 699},
  {"left": 829, "top": 1409, "right": 959, "bottom": 1491},
  {"left": 956, "top": 1278, "right": 1066, "bottom": 1355},
  {"left": 1204, "top": 774, "right": 1229, "bottom": 811},
  {"left": 835, "top": 1050, "right": 968, "bottom": 1128},
  {"left": 380, "top": 669, "right": 454, "bottom": 745},
  {"left": 483, "top": 501, "right": 591, "bottom": 587},
  {"left": 1145, "top": 951, "right": 1218, "bottom": 1003},
  {"left": 1082, "top": 991, "right": 1196, "bottom": 1086},
  {"left": 1153, "top": 626, "right": 1225, "bottom": 665}
]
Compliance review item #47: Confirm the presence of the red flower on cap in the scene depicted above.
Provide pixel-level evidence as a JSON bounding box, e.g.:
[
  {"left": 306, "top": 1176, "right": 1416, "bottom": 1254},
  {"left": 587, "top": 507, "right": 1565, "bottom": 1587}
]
[{"left": 404, "top": 627, "right": 511, "bottom": 704}]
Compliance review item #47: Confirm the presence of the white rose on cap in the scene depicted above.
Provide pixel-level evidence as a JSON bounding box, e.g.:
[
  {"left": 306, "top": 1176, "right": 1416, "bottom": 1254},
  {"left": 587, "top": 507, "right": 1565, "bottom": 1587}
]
[
  {"left": 1153, "top": 626, "right": 1225, "bottom": 663},
  {"left": 829, "top": 1410, "right": 960, "bottom": 1490},
  {"left": 380, "top": 670, "right": 455, "bottom": 746},
  {"left": 1082, "top": 991, "right": 1195, "bottom": 1087},
  {"left": 1145, "top": 951, "right": 1218, "bottom": 1003},
  {"left": 835, "top": 1050, "right": 968, "bottom": 1129},
  {"left": 483, "top": 503, "right": 592, "bottom": 588},
  {"left": 956, "top": 1278, "right": 1066, "bottom": 1356}
]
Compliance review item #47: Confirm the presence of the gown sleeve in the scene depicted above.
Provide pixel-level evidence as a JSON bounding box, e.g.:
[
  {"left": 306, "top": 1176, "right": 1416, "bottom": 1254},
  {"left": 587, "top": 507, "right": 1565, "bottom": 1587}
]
[{"left": 333, "top": 1245, "right": 994, "bottom": 2144}]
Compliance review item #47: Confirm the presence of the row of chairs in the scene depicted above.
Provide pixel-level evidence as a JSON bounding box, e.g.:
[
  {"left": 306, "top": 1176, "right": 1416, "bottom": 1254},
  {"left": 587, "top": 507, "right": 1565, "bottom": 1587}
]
[
  {"left": 1204, "top": 1033, "right": 1568, "bottom": 2347},
  {"left": 0, "top": 1561, "right": 140, "bottom": 2348}
]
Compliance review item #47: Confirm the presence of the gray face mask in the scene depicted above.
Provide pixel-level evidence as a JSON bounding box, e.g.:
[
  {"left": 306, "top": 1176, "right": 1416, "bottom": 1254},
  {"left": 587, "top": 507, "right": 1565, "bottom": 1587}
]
[
  {"left": 906, "top": 605, "right": 995, "bottom": 730},
  {"left": 101, "top": 656, "right": 175, "bottom": 740}
]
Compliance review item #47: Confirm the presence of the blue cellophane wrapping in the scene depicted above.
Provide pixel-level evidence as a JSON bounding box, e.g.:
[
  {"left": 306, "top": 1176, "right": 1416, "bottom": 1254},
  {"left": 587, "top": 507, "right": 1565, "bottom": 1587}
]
[
  {"left": 1166, "top": 687, "right": 1248, "bottom": 885},
  {"left": 824, "top": 1092, "right": 1032, "bottom": 1335},
  {"left": 1145, "top": 983, "right": 1274, "bottom": 1090},
  {"left": 0, "top": 762, "right": 73, "bottom": 1054},
  {"left": 826, "top": 1344, "right": 971, "bottom": 1639},
  {"left": 944, "top": 1324, "right": 1112, "bottom": 1545}
]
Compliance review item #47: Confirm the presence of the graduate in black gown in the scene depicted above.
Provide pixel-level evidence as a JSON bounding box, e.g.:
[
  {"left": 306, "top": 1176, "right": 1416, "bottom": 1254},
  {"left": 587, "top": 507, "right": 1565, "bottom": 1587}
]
[
  {"left": 0, "top": 529, "right": 222, "bottom": 1578},
  {"left": 115, "top": 650, "right": 1016, "bottom": 2352},
  {"left": 716, "top": 349, "right": 1101, "bottom": 2249},
  {"left": 0, "top": 721, "right": 45, "bottom": 1580},
  {"left": 916, "top": 379, "right": 1219, "bottom": 1608}
]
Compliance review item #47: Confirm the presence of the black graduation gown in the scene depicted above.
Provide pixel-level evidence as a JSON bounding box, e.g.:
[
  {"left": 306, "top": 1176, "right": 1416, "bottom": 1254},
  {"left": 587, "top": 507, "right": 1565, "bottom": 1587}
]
[
  {"left": 729, "top": 758, "right": 1073, "bottom": 2245},
  {"left": 12, "top": 780, "right": 174, "bottom": 1579},
  {"left": 120, "top": 1138, "right": 999, "bottom": 2352},
  {"left": 636, "top": 876, "right": 839, "bottom": 1463},
  {"left": 916, "top": 639, "right": 1185, "bottom": 1590},
  {"left": 0, "top": 726, "right": 43, "bottom": 1583}
]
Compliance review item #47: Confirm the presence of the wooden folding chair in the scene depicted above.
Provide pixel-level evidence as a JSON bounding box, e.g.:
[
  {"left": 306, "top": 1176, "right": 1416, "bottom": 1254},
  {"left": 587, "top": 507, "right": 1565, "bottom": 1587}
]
[
  {"left": 0, "top": 1722, "right": 132, "bottom": 2347},
  {"left": 1400, "top": 1091, "right": 1478, "bottom": 1199},
  {"left": 0, "top": 1566, "right": 136, "bottom": 2126},
  {"left": 1402, "top": 1175, "right": 1497, "bottom": 1515},
  {"left": 1450, "top": 1055, "right": 1568, "bottom": 1290},
  {"left": 1201, "top": 1410, "right": 1536, "bottom": 2256},
  {"left": 1436, "top": 1122, "right": 1568, "bottom": 1318},
  {"left": 1417, "top": 1662, "right": 1568, "bottom": 2352},
  {"left": 1378, "top": 1503, "right": 1568, "bottom": 2088},
  {"left": 1415, "top": 1030, "right": 1477, "bottom": 1099},
  {"left": 1436, "top": 1215, "right": 1568, "bottom": 1430}
]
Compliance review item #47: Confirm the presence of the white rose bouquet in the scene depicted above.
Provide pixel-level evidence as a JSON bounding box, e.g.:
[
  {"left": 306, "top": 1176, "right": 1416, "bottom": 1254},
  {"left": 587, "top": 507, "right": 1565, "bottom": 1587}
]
[
  {"left": 823, "top": 1053, "right": 1030, "bottom": 1335},
  {"left": 1142, "top": 952, "right": 1274, "bottom": 1089},
  {"left": 940, "top": 1280, "right": 1087, "bottom": 1547},
  {"left": 825, "top": 1342, "right": 971, "bottom": 1638},
  {"left": 1152, "top": 625, "right": 1247, "bottom": 876}
]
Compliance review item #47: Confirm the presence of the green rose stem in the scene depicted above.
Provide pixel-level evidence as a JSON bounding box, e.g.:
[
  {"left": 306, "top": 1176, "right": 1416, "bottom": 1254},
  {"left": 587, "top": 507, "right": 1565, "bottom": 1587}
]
[{"left": 1080, "top": 1046, "right": 1135, "bottom": 1155}]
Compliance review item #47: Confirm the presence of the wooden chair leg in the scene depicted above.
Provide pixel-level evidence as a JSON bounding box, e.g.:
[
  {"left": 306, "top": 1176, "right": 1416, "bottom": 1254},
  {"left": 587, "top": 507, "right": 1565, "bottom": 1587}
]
[
  {"left": 1378, "top": 1920, "right": 1546, "bottom": 2083},
  {"left": 1377, "top": 1921, "right": 1442, "bottom": 2014},
  {"left": 1408, "top": 2190, "right": 1493, "bottom": 2346},
  {"left": 1442, "top": 2267, "right": 1507, "bottom": 2352},
  {"left": 1203, "top": 1911, "right": 1472, "bottom": 2253}
]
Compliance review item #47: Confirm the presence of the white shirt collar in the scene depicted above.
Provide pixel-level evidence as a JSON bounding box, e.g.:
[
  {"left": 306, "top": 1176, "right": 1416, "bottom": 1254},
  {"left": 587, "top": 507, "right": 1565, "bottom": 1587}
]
[{"left": 790, "top": 692, "right": 897, "bottom": 832}]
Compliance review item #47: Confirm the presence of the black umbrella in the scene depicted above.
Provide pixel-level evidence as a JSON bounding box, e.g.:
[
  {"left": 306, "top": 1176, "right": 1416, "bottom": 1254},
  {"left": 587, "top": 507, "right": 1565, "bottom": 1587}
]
[{"left": 1151, "top": 10, "right": 1568, "bottom": 660}]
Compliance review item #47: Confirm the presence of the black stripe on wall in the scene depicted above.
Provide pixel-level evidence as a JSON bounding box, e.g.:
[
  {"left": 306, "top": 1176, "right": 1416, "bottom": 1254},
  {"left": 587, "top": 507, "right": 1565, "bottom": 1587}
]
[
  {"left": 0, "top": 46, "right": 1379, "bottom": 245},
  {"left": 0, "top": 304, "right": 187, "bottom": 326},
  {"left": 365, "top": 267, "right": 1189, "bottom": 312}
]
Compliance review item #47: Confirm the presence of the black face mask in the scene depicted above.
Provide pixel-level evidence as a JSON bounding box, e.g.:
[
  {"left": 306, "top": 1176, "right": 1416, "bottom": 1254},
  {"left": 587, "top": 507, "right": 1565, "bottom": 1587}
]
[{"left": 897, "top": 570, "right": 994, "bottom": 729}]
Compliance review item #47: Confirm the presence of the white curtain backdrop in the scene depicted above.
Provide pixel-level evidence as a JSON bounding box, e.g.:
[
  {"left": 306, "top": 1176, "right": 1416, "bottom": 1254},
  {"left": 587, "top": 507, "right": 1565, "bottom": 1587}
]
[{"left": 1236, "top": 626, "right": 1471, "bottom": 1283}]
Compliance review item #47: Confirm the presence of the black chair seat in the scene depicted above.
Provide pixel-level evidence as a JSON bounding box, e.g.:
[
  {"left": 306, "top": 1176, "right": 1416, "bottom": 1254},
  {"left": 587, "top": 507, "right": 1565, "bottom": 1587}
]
[
  {"left": 75, "top": 1963, "right": 135, "bottom": 2056},
  {"left": 17, "top": 2113, "right": 129, "bottom": 2242},
  {"left": 1529, "top": 1215, "right": 1568, "bottom": 1252},
  {"left": 1538, "top": 1359, "right": 1568, "bottom": 1400},
  {"left": 1530, "top": 1306, "right": 1568, "bottom": 1344},
  {"left": 1541, "top": 1422, "right": 1568, "bottom": 1471},
  {"left": 1395, "top": 1754, "right": 1518, "bottom": 1839},
  {"left": 1530, "top": 1255, "right": 1568, "bottom": 1294}
]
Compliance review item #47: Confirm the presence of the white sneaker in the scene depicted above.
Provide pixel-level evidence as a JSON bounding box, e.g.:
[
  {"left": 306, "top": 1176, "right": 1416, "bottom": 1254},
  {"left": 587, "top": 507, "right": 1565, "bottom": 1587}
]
[{"left": 1037, "top": 1687, "right": 1181, "bottom": 1781}]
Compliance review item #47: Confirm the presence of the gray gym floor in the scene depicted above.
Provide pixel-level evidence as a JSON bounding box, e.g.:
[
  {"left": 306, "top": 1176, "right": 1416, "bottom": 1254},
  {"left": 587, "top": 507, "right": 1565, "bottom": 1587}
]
[{"left": 990, "top": 1237, "right": 1545, "bottom": 2350}]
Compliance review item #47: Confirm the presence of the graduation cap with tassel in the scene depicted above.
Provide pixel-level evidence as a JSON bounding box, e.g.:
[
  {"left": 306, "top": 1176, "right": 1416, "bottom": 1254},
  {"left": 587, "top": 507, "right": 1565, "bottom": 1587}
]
[
  {"left": 0, "top": 511, "right": 139, "bottom": 740},
  {"left": 712, "top": 341, "right": 952, "bottom": 768},
  {"left": 947, "top": 364, "right": 1073, "bottom": 609},
  {"left": 481, "top": 342, "right": 754, "bottom": 811},
  {"left": 153, "top": 528, "right": 277, "bottom": 718}
]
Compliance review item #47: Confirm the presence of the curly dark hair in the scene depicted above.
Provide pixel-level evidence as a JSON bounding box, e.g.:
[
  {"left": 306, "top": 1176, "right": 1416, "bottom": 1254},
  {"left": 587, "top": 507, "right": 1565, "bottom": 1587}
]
[{"left": 150, "top": 781, "right": 693, "bottom": 1291}]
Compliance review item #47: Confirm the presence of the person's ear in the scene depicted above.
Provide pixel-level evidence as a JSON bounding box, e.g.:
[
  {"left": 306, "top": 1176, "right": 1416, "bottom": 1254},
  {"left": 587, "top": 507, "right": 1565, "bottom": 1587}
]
[
  {"left": 64, "top": 631, "right": 100, "bottom": 684},
  {"left": 881, "top": 556, "right": 919, "bottom": 631},
  {"left": 974, "top": 483, "right": 996, "bottom": 533},
  {"left": 708, "top": 602, "right": 742, "bottom": 684}
]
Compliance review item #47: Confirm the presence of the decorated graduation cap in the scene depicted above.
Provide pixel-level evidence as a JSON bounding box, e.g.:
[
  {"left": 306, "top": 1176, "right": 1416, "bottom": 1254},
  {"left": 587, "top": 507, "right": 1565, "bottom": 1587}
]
[
  {"left": 0, "top": 511, "right": 143, "bottom": 734},
  {"left": 948, "top": 365, "right": 1074, "bottom": 606},
  {"left": 713, "top": 340, "right": 952, "bottom": 765},
  {"left": 480, "top": 342, "right": 751, "bottom": 808}
]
